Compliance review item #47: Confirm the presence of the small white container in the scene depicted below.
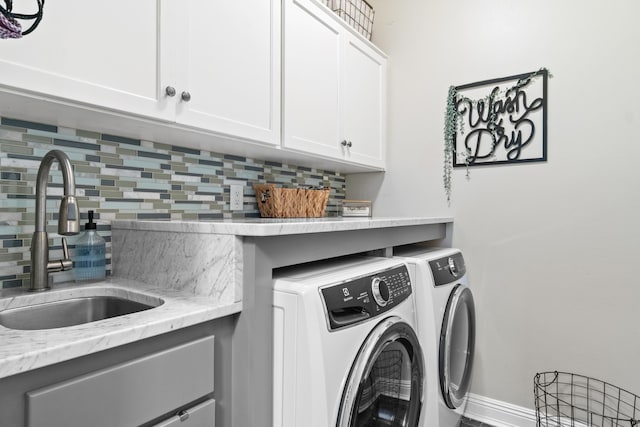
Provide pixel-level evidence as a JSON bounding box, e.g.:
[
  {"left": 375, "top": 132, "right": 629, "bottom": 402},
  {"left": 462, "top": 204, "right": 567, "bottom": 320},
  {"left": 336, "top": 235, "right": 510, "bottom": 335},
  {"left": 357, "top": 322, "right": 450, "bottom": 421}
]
[{"left": 341, "top": 199, "right": 372, "bottom": 217}]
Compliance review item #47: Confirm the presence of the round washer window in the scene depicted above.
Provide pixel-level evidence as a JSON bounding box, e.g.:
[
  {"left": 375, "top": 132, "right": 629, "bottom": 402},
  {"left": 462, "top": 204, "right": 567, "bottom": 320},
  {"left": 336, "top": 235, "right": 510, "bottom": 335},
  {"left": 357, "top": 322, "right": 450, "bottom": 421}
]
[{"left": 338, "top": 317, "right": 424, "bottom": 427}]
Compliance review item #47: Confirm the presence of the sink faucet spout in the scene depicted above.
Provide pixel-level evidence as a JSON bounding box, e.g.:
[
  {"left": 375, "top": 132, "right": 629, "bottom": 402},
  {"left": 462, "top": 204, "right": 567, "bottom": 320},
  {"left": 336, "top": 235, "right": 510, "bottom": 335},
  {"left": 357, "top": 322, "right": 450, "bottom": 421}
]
[{"left": 30, "top": 150, "right": 80, "bottom": 292}]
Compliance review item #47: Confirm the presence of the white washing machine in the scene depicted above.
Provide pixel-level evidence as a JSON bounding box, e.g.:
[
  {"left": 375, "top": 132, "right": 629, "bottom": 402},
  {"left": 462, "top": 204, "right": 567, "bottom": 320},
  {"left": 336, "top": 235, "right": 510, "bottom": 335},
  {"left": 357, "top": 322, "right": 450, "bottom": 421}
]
[
  {"left": 273, "top": 256, "right": 426, "bottom": 427},
  {"left": 394, "top": 248, "right": 476, "bottom": 427}
]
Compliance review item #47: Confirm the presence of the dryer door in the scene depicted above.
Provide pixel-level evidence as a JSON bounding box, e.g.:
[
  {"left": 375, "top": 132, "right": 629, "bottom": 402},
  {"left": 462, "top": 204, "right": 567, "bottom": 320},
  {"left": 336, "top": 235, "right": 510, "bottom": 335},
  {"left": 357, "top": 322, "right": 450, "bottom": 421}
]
[
  {"left": 439, "top": 284, "right": 476, "bottom": 409},
  {"left": 337, "top": 316, "right": 424, "bottom": 427}
]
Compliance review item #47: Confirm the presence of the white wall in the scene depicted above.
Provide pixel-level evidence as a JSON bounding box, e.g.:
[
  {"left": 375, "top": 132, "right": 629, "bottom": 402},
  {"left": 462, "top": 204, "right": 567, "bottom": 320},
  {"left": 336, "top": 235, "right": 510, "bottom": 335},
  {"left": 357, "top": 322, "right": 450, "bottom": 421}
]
[{"left": 348, "top": 0, "right": 640, "bottom": 410}]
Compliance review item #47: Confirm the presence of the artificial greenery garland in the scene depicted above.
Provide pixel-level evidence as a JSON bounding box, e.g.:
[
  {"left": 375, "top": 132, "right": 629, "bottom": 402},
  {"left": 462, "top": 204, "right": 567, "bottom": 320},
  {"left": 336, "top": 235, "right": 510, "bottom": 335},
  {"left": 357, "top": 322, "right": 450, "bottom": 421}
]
[{"left": 442, "top": 68, "right": 549, "bottom": 205}]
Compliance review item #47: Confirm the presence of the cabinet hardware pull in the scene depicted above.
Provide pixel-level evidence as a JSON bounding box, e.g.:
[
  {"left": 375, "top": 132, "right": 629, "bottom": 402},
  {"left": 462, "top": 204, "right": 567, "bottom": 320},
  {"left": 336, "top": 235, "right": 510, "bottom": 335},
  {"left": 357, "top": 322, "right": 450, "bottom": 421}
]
[
  {"left": 181, "top": 91, "right": 192, "bottom": 102},
  {"left": 340, "top": 140, "right": 353, "bottom": 148},
  {"left": 177, "top": 410, "right": 190, "bottom": 421},
  {"left": 165, "top": 86, "right": 176, "bottom": 97}
]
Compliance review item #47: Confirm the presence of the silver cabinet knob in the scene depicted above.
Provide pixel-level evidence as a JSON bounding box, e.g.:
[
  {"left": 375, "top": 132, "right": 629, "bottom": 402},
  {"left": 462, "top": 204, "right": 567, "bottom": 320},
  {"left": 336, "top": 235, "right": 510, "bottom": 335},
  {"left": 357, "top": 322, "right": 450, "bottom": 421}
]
[
  {"left": 347, "top": 141, "right": 353, "bottom": 148},
  {"left": 165, "top": 86, "right": 176, "bottom": 97},
  {"left": 181, "top": 91, "right": 192, "bottom": 102}
]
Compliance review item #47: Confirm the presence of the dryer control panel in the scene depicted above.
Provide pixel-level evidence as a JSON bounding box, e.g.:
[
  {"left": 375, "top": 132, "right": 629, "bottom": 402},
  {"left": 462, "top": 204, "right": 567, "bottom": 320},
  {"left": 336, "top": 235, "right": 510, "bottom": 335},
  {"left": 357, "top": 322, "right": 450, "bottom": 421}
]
[
  {"left": 429, "top": 251, "right": 466, "bottom": 286},
  {"left": 320, "top": 264, "right": 412, "bottom": 331}
]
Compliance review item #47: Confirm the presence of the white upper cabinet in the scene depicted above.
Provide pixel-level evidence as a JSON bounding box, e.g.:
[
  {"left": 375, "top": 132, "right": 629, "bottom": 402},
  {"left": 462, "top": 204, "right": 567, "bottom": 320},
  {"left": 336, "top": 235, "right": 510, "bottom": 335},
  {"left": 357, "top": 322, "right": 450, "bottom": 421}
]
[
  {"left": 0, "top": 0, "right": 280, "bottom": 146},
  {"left": 341, "top": 36, "right": 386, "bottom": 166},
  {"left": 0, "top": 1, "right": 172, "bottom": 120},
  {"left": 283, "top": 0, "right": 342, "bottom": 159},
  {"left": 166, "top": 0, "right": 281, "bottom": 145},
  {"left": 0, "top": 0, "right": 384, "bottom": 170},
  {"left": 282, "top": 0, "right": 387, "bottom": 169}
]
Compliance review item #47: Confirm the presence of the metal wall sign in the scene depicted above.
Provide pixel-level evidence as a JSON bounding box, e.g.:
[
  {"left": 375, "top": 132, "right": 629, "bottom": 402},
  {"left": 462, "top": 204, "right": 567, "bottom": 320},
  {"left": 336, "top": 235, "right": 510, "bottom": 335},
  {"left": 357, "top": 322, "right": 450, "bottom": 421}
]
[{"left": 453, "top": 69, "right": 548, "bottom": 168}]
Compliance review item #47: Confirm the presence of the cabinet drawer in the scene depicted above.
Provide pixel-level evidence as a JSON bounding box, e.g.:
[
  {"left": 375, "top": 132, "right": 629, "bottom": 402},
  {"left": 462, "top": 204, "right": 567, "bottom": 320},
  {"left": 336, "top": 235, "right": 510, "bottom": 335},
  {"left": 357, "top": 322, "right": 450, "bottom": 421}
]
[
  {"left": 26, "top": 336, "right": 214, "bottom": 427},
  {"left": 152, "top": 398, "right": 215, "bottom": 427}
]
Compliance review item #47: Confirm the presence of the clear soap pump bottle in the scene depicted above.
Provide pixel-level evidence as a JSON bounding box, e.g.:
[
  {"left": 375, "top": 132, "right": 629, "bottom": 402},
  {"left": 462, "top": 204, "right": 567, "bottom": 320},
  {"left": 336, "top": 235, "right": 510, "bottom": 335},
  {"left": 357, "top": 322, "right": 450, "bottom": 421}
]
[{"left": 73, "top": 210, "right": 106, "bottom": 281}]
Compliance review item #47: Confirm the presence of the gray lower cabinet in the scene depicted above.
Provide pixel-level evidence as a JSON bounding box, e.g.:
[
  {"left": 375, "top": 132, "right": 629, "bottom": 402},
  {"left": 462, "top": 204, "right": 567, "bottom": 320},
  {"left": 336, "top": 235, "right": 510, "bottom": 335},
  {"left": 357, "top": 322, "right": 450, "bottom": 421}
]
[{"left": 25, "top": 335, "right": 215, "bottom": 427}]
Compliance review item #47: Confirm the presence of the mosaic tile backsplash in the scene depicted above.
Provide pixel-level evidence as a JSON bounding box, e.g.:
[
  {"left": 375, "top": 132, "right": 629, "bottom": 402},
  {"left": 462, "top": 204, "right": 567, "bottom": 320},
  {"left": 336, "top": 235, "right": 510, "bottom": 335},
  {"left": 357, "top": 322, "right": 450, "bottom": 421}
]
[{"left": 0, "top": 117, "right": 346, "bottom": 289}]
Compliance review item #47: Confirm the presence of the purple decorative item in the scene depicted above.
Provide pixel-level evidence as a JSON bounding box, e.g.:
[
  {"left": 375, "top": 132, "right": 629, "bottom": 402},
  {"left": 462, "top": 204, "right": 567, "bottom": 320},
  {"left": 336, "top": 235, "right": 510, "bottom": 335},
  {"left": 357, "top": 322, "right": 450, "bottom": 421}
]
[
  {"left": 0, "top": 0, "right": 44, "bottom": 38},
  {"left": 0, "top": 10, "right": 21, "bottom": 39}
]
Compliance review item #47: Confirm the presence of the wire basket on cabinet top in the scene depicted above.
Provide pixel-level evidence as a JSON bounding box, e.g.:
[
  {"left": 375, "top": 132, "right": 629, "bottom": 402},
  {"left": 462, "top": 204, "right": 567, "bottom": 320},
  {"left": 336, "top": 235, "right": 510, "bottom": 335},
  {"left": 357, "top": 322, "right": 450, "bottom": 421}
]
[
  {"left": 534, "top": 371, "right": 640, "bottom": 427},
  {"left": 323, "top": 0, "right": 375, "bottom": 40}
]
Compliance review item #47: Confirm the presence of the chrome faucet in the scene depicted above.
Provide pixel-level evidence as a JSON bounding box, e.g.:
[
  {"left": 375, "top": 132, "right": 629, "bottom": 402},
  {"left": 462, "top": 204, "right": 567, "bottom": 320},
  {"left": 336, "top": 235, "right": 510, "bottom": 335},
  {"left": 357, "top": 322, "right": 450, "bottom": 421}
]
[{"left": 30, "top": 150, "right": 80, "bottom": 291}]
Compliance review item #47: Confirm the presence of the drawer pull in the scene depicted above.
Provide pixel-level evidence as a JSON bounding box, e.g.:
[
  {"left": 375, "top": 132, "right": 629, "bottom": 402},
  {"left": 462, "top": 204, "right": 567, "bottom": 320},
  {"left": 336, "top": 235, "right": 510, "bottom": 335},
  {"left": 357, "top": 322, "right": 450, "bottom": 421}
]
[{"left": 177, "top": 409, "right": 190, "bottom": 422}]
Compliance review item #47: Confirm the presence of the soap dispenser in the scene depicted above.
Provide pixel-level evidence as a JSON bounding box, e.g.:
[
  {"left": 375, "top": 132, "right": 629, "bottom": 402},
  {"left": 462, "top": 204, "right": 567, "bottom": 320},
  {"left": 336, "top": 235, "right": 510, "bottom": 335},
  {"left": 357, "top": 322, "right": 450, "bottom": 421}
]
[{"left": 73, "top": 210, "right": 106, "bottom": 281}]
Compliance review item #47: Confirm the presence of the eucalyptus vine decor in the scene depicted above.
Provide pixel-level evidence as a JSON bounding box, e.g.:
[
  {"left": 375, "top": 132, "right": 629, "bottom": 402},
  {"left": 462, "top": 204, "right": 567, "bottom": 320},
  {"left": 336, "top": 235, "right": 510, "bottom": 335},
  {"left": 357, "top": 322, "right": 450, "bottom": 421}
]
[{"left": 443, "top": 68, "right": 550, "bottom": 204}]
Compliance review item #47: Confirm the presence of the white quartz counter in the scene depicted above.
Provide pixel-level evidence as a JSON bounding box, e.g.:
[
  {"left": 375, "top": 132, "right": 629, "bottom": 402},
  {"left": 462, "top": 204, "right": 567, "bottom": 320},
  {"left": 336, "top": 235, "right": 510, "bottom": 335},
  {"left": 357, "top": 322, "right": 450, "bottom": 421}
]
[
  {"left": 111, "top": 216, "right": 453, "bottom": 236},
  {"left": 0, "top": 279, "right": 241, "bottom": 379}
]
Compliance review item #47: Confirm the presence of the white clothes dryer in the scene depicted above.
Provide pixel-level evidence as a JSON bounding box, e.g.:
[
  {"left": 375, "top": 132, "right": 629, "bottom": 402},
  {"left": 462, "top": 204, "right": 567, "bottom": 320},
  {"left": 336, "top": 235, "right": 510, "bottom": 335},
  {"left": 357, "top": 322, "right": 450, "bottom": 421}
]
[
  {"left": 394, "top": 248, "right": 476, "bottom": 427},
  {"left": 273, "top": 256, "right": 425, "bottom": 427}
]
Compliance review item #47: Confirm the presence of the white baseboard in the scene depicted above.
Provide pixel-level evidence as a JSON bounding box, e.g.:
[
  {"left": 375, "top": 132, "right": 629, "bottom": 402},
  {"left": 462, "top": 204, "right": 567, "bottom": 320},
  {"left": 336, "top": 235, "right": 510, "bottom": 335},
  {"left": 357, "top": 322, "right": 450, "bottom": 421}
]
[{"left": 464, "top": 393, "right": 538, "bottom": 427}]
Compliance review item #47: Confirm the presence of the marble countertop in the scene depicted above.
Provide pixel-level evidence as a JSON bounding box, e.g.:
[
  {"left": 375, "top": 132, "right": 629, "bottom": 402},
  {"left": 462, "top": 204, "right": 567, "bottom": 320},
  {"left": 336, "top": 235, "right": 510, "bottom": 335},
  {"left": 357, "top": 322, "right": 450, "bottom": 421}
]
[
  {"left": 0, "top": 279, "right": 242, "bottom": 380},
  {"left": 111, "top": 216, "right": 453, "bottom": 236},
  {"left": 0, "top": 216, "right": 451, "bottom": 380}
]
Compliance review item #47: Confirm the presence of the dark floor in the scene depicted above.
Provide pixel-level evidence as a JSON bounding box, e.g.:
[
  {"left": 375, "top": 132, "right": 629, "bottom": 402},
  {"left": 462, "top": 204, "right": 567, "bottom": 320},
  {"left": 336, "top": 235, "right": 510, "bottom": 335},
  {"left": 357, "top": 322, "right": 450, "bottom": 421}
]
[{"left": 460, "top": 416, "right": 496, "bottom": 427}]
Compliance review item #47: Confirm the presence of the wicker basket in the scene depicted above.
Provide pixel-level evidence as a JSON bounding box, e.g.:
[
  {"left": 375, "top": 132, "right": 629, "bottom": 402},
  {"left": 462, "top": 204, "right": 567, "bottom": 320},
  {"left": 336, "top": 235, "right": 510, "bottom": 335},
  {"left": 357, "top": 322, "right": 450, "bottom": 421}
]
[{"left": 253, "top": 184, "right": 330, "bottom": 218}]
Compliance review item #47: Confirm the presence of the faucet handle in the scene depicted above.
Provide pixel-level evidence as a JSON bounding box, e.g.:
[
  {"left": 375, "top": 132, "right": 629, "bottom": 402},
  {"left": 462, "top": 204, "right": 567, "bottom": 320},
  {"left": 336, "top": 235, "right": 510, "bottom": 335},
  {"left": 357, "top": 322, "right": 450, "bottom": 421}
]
[
  {"left": 47, "top": 237, "right": 73, "bottom": 273},
  {"left": 58, "top": 195, "right": 80, "bottom": 235},
  {"left": 61, "top": 237, "right": 70, "bottom": 261}
]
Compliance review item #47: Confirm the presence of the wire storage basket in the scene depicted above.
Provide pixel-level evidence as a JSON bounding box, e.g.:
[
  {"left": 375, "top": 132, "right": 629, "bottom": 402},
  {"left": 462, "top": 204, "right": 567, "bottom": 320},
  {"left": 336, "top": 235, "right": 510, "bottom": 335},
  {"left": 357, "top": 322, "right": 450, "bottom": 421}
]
[
  {"left": 323, "top": 0, "right": 375, "bottom": 40},
  {"left": 534, "top": 371, "right": 640, "bottom": 427}
]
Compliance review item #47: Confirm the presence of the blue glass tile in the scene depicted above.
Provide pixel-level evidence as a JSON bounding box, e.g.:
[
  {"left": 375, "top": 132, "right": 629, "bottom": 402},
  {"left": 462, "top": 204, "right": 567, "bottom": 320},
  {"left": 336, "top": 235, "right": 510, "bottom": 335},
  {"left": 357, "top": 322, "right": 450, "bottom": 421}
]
[
  {"left": 2, "top": 279, "right": 23, "bottom": 289},
  {"left": 1, "top": 172, "right": 21, "bottom": 180},
  {"left": 1, "top": 117, "right": 57, "bottom": 132},
  {"left": 199, "top": 159, "right": 224, "bottom": 167},
  {"left": 224, "top": 154, "right": 246, "bottom": 162},
  {"left": 138, "top": 150, "right": 171, "bottom": 160},
  {"left": 54, "top": 138, "right": 101, "bottom": 151},
  {"left": 102, "top": 134, "right": 141, "bottom": 146},
  {"left": 171, "top": 145, "right": 200, "bottom": 155}
]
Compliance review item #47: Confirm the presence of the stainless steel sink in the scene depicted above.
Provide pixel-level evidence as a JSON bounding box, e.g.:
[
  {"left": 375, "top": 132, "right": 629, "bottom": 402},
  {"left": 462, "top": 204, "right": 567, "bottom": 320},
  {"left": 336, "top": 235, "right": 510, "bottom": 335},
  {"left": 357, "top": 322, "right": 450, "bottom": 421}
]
[{"left": 0, "top": 295, "right": 163, "bottom": 330}]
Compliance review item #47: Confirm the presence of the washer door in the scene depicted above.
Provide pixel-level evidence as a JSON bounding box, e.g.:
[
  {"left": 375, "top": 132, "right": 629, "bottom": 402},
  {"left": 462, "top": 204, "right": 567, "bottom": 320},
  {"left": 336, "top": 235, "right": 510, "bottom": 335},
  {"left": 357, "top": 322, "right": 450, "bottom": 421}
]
[
  {"left": 439, "top": 284, "right": 476, "bottom": 409},
  {"left": 337, "top": 316, "right": 424, "bottom": 427}
]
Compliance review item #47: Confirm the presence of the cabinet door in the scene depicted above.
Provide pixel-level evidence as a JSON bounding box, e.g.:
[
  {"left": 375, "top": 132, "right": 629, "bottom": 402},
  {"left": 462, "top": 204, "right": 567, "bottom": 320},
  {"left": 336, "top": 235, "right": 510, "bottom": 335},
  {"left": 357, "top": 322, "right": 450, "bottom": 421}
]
[
  {"left": 173, "top": 0, "right": 281, "bottom": 145},
  {"left": 282, "top": 0, "right": 342, "bottom": 158},
  {"left": 0, "top": 0, "right": 174, "bottom": 121},
  {"left": 341, "top": 35, "right": 386, "bottom": 168}
]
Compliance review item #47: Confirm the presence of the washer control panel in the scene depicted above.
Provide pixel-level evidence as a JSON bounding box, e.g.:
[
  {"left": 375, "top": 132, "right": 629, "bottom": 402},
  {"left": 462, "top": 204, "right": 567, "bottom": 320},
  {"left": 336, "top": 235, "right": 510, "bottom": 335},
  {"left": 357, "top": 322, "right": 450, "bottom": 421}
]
[
  {"left": 429, "top": 251, "right": 466, "bottom": 286},
  {"left": 321, "top": 264, "right": 412, "bottom": 331}
]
